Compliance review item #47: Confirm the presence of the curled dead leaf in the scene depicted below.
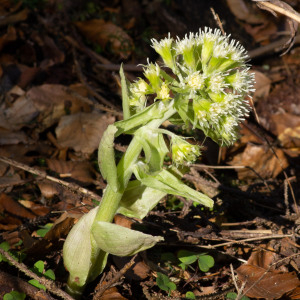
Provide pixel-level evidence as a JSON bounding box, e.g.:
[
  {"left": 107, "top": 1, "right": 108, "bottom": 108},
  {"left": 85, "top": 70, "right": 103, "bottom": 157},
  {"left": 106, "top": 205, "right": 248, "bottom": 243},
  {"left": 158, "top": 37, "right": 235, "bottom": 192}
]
[{"left": 75, "top": 19, "right": 134, "bottom": 59}]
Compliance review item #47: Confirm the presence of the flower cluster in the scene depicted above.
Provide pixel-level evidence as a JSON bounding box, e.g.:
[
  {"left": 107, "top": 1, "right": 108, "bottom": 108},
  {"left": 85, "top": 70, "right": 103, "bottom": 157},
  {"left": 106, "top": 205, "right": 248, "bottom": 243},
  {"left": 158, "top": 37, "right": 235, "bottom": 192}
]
[{"left": 128, "top": 27, "right": 254, "bottom": 163}]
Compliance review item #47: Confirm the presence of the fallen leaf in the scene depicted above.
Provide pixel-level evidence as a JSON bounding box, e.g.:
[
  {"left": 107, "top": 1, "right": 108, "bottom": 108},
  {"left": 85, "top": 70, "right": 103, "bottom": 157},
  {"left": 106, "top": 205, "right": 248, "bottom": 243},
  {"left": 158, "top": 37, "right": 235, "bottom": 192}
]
[
  {"left": 75, "top": 19, "right": 134, "bottom": 59},
  {"left": 37, "top": 182, "right": 60, "bottom": 199},
  {"left": 227, "top": 0, "right": 266, "bottom": 23},
  {"left": 0, "top": 193, "right": 36, "bottom": 219},
  {"left": 55, "top": 112, "right": 115, "bottom": 154},
  {"left": 0, "top": 26, "right": 16, "bottom": 52},
  {"left": 0, "top": 84, "right": 91, "bottom": 131},
  {"left": 47, "top": 159, "right": 95, "bottom": 184},
  {"left": 228, "top": 143, "right": 288, "bottom": 180},
  {"left": 252, "top": 70, "right": 271, "bottom": 101},
  {"left": 0, "top": 127, "right": 31, "bottom": 145},
  {"left": 236, "top": 264, "right": 299, "bottom": 299},
  {"left": 254, "top": 0, "right": 299, "bottom": 54}
]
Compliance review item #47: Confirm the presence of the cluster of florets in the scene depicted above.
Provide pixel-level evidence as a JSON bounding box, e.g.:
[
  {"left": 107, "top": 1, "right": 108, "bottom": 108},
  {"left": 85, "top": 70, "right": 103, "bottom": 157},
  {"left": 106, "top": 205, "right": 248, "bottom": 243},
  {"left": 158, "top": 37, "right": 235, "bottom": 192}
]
[{"left": 129, "top": 27, "right": 254, "bottom": 164}]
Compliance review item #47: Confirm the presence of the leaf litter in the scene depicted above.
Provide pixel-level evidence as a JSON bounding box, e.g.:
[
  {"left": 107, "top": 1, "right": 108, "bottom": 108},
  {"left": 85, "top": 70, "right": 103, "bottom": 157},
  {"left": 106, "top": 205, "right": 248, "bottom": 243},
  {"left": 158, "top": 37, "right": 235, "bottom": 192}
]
[{"left": 0, "top": 0, "right": 299, "bottom": 299}]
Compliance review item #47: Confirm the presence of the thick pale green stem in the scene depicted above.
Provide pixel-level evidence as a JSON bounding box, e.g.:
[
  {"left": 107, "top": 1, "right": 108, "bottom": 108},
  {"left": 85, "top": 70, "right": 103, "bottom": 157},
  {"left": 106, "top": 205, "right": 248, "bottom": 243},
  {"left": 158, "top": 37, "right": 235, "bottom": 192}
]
[{"left": 94, "top": 101, "right": 177, "bottom": 224}]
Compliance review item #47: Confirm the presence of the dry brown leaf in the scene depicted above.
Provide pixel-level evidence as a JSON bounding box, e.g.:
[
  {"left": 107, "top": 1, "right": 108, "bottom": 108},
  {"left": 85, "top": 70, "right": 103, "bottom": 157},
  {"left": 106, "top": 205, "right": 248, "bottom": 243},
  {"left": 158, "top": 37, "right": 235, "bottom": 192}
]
[
  {"left": 254, "top": 0, "right": 299, "bottom": 54},
  {"left": 37, "top": 182, "right": 60, "bottom": 199},
  {"left": 247, "top": 245, "right": 276, "bottom": 269},
  {"left": 0, "top": 26, "right": 16, "bottom": 52},
  {"left": 0, "top": 127, "right": 31, "bottom": 145},
  {"left": 0, "top": 193, "right": 36, "bottom": 219},
  {"left": 0, "top": 8, "right": 28, "bottom": 26},
  {"left": 252, "top": 70, "right": 271, "bottom": 101},
  {"left": 47, "top": 159, "right": 95, "bottom": 184},
  {"left": 75, "top": 19, "right": 134, "bottom": 59},
  {"left": 244, "top": 20, "right": 278, "bottom": 43},
  {"left": 55, "top": 112, "right": 115, "bottom": 154},
  {"left": 0, "top": 84, "right": 91, "bottom": 131},
  {"left": 236, "top": 264, "right": 299, "bottom": 299},
  {"left": 227, "top": 0, "right": 266, "bottom": 23},
  {"left": 228, "top": 143, "right": 288, "bottom": 180},
  {"left": 99, "top": 286, "right": 127, "bottom": 300}
]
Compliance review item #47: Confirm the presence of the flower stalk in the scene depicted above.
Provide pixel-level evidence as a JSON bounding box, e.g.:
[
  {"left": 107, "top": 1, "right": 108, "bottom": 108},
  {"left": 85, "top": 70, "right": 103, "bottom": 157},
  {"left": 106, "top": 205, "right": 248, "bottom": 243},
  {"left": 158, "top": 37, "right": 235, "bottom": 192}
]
[{"left": 63, "top": 27, "right": 254, "bottom": 298}]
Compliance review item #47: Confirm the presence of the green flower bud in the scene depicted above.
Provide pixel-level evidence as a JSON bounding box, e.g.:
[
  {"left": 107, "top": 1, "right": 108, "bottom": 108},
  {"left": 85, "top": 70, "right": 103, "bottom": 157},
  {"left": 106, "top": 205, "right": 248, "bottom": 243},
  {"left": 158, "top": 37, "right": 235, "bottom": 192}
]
[
  {"left": 151, "top": 34, "right": 176, "bottom": 71},
  {"left": 129, "top": 79, "right": 150, "bottom": 108},
  {"left": 144, "top": 63, "right": 161, "bottom": 91},
  {"left": 156, "top": 81, "right": 171, "bottom": 101},
  {"left": 175, "top": 33, "right": 196, "bottom": 70},
  {"left": 171, "top": 136, "right": 201, "bottom": 165}
]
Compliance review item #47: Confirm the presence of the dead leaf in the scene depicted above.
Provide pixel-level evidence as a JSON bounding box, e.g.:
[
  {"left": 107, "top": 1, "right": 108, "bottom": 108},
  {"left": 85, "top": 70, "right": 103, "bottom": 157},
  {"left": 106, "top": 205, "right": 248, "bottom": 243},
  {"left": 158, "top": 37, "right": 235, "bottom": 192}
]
[
  {"left": 228, "top": 143, "right": 288, "bottom": 180},
  {"left": 0, "top": 127, "right": 31, "bottom": 145},
  {"left": 99, "top": 286, "right": 127, "bottom": 300},
  {"left": 236, "top": 264, "right": 299, "bottom": 299},
  {"left": 0, "top": 8, "right": 28, "bottom": 27},
  {"left": 55, "top": 112, "right": 115, "bottom": 154},
  {"left": 254, "top": 0, "right": 299, "bottom": 54},
  {"left": 0, "top": 84, "right": 91, "bottom": 131},
  {"left": 227, "top": 0, "right": 266, "bottom": 23},
  {"left": 37, "top": 182, "right": 60, "bottom": 199},
  {"left": 75, "top": 19, "right": 134, "bottom": 59},
  {"left": 253, "top": 70, "right": 271, "bottom": 101},
  {"left": 0, "top": 193, "right": 36, "bottom": 219},
  {"left": 0, "top": 26, "right": 16, "bottom": 52},
  {"left": 244, "top": 20, "right": 278, "bottom": 43},
  {"left": 47, "top": 159, "right": 95, "bottom": 184}
]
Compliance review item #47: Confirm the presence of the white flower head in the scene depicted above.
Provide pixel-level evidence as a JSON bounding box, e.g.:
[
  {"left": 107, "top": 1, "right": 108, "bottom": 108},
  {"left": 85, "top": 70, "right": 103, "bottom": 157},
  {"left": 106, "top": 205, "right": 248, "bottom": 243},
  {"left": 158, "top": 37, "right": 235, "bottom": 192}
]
[
  {"left": 186, "top": 71, "right": 205, "bottom": 91},
  {"left": 156, "top": 81, "right": 171, "bottom": 101}
]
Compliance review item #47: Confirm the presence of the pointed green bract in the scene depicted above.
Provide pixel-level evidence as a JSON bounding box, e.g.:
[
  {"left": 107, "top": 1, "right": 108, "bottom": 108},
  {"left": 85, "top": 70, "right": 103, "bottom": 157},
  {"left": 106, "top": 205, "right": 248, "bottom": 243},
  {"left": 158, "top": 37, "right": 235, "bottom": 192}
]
[
  {"left": 134, "top": 163, "right": 214, "bottom": 208},
  {"left": 118, "top": 180, "right": 167, "bottom": 219},
  {"left": 92, "top": 221, "right": 164, "bottom": 256},
  {"left": 98, "top": 125, "right": 119, "bottom": 192},
  {"left": 120, "top": 64, "right": 131, "bottom": 120}
]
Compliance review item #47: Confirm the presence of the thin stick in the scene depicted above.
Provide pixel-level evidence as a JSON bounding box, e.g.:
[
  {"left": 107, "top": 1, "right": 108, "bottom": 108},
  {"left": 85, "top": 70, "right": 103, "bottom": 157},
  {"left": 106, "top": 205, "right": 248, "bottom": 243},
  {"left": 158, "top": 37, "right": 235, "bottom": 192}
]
[
  {"left": 93, "top": 254, "right": 137, "bottom": 299},
  {"left": 0, "top": 248, "right": 74, "bottom": 300},
  {"left": 0, "top": 156, "right": 102, "bottom": 202},
  {"left": 200, "top": 233, "right": 293, "bottom": 249}
]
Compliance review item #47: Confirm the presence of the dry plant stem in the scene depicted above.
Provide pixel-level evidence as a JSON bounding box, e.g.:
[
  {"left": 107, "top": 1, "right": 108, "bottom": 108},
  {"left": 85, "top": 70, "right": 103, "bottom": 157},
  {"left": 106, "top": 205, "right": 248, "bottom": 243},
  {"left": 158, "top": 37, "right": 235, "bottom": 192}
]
[
  {"left": 0, "top": 270, "right": 56, "bottom": 300},
  {"left": 0, "top": 156, "right": 102, "bottom": 202},
  {"left": 200, "top": 233, "right": 293, "bottom": 249},
  {"left": 93, "top": 255, "right": 137, "bottom": 300},
  {"left": 0, "top": 248, "right": 75, "bottom": 300},
  {"left": 257, "top": 1, "right": 300, "bottom": 24}
]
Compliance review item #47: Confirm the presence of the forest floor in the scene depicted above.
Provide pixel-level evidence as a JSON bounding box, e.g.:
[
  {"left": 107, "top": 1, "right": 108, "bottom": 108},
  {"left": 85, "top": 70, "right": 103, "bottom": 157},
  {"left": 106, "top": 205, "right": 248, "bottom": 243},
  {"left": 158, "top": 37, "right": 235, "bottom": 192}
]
[{"left": 0, "top": 0, "right": 300, "bottom": 299}]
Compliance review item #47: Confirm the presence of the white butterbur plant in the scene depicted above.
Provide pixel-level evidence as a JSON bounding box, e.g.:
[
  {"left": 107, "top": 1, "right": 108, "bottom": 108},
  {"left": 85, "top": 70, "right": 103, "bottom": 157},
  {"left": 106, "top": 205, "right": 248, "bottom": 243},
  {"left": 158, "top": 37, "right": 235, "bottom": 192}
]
[{"left": 63, "top": 27, "right": 254, "bottom": 298}]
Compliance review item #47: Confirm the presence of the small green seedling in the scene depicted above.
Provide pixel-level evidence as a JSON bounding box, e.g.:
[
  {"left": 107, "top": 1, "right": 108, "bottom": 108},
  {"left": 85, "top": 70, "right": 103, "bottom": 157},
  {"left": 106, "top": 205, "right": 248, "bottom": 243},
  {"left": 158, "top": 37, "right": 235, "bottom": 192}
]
[
  {"left": 28, "top": 260, "right": 55, "bottom": 291},
  {"left": 156, "top": 272, "right": 177, "bottom": 296},
  {"left": 185, "top": 291, "right": 196, "bottom": 299},
  {"left": 226, "top": 292, "right": 250, "bottom": 300},
  {"left": 36, "top": 223, "right": 53, "bottom": 237},
  {"left": 177, "top": 250, "right": 214, "bottom": 272},
  {"left": 3, "top": 291, "right": 26, "bottom": 300}
]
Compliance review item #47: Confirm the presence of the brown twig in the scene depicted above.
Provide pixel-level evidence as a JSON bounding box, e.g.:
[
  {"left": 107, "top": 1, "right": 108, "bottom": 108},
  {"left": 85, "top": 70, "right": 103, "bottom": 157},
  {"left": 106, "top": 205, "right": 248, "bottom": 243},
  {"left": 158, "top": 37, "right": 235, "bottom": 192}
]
[
  {"left": 93, "top": 254, "right": 137, "bottom": 299},
  {"left": 0, "top": 156, "right": 102, "bottom": 202},
  {"left": 0, "top": 248, "right": 74, "bottom": 300},
  {"left": 0, "top": 270, "right": 56, "bottom": 300},
  {"left": 200, "top": 233, "right": 293, "bottom": 249}
]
